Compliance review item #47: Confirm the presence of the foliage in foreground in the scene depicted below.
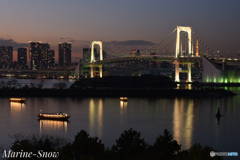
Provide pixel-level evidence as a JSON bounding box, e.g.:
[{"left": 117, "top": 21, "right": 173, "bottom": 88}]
[{"left": 1, "top": 129, "right": 223, "bottom": 160}]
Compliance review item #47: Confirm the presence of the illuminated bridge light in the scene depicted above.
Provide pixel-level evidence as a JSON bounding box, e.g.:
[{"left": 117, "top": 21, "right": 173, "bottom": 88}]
[{"left": 225, "top": 79, "right": 228, "bottom": 83}]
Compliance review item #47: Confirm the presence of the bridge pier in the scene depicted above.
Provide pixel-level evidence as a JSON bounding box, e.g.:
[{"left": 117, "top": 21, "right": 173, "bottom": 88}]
[
  {"left": 91, "top": 64, "right": 94, "bottom": 78},
  {"left": 174, "top": 60, "right": 180, "bottom": 82},
  {"left": 174, "top": 60, "right": 193, "bottom": 82},
  {"left": 99, "top": 65, "right": 102, "bottom": 78},
  {"left": 187, "top": 63, "right": 191, "bottom": 82},
  {"left": 90, "top": 64, "right": 102, "bottom": 78}
]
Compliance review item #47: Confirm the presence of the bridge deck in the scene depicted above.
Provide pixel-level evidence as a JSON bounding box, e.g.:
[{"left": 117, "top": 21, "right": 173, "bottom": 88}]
[{"left": 82, "top": 56, "right": 202, "bottom": 67}]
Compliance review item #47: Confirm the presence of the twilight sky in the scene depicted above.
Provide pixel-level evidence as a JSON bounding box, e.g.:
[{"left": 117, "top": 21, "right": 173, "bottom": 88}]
[{"left": 0, "top": 0, "right": 240, "bottom": 62}]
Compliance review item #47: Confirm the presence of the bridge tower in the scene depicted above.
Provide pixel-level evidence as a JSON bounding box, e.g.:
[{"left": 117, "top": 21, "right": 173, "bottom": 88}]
[
  {"left": 175, "top": 26, "right": 192, "bottom": 82},
  {"left": 90, "top": 41, "right": 103, "bottom": 78},
  {"left": 91, "top": 41, "right": 103, "bottom": 62},
  {"left": 175, "top": 26, "right": 192, "bottom": 58}
]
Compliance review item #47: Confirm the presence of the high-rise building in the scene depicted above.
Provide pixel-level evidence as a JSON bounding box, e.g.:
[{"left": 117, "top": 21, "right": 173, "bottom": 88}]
[
  {"left": 58, "top": 42, "right": 71, "bottom": 68},
  {"left": 12, "top": 61, "right": 18, "bottom": 69},
  {"left": 0, "top": 46, "right": 13, "bottom": 69},
  {"left": 48, "top": 50, "right": 55, "bottom": 68},
  {"left": 29, "top": 42, "right": 40, "bottom": 69},
  {"left": 29, "top": 41, "right": 50, "bottom": 69},
  {"left": 40, "top": 43, "right": 50, "bottom": 68},
  {"left": 18, "top": 48, "right": 27, "bottom": 69}
]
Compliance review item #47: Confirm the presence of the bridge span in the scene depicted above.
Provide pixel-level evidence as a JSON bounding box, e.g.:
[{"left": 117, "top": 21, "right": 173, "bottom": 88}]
[
  {"left": 82, "top": 56, "right": 202, "bottom": 66},
  {"left": 80, "top": 54, "right": 202, "bottom": 82},
  {"left": 79, "top": 26, "right": 207, "bottom": 82}
]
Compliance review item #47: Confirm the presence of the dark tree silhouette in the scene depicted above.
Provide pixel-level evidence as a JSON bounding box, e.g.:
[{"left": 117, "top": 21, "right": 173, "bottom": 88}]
[
  {"left": 72, "top": 130, "right": 107, "bottom": 160},
  {"left": 148, "top": 129, "right": 181, "bottom": 160},
  {"left": 37, "top": 83, "right": 44, "bottom": 89},
  {"left": 186, "top": 143, "right": 223, "bottom": 160},
  {"left": 12, "top": 79, "right": 18, "bottom": 88},
  {"left": 52, "top": 83, "right": 67, "bottom": 89},
  {"left": 112, "top": 128, "right": 148, "bottom": 160},
  {"left": 3, "top": 129, "right": 224, "bottom": 160}
]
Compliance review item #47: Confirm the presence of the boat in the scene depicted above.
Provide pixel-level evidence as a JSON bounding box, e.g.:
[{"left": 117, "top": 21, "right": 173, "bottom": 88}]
[
  {"left": 37, "top": 112, "right": 70, "bottom": 120},
  {"left": 9, "top": 98, "right": 26, "bottom": 103},
  {"left": 120, "top": 97, "right": 128, "bottom": 102}
]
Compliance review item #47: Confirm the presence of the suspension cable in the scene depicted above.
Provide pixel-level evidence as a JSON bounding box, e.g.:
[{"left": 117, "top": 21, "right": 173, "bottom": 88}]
[
  {"left": 140, "top": 28, "right": 177, "bottom": 54},
  {"left": 181, "top": 31, "right": 213, "bottom": 57}
]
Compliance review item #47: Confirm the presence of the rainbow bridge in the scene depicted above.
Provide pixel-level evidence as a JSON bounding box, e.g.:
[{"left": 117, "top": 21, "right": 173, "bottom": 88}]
[{"left": 79, "top": 25, "right": 205, "bottom": 82}]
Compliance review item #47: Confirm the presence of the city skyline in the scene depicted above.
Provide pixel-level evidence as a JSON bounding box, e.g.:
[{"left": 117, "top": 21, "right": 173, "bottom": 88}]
[{"left": 0, "top": 0, "right": 240, "bottom": 62}]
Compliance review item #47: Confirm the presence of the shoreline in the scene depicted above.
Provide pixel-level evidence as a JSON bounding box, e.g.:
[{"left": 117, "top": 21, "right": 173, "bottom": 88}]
[{"left": 0, "top": 88, "right": 235, "bottom": 97}]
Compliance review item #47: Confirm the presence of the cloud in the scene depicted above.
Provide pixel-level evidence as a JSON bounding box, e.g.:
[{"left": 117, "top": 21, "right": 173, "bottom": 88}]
[
  {"left": 0, "top": 38, "right": 28, "bottom": 50},
  {"left": 69, "top": 39, "right": 78, "bottom": 43},
  {"left": 104, "top": 40, "right": 155, "bottom": 46},
  {"left": 81, "top": 40, "right": 91, "bottom": 43},
  {"left": 59, "top": 37, "right": 79, "bottom": 43}
]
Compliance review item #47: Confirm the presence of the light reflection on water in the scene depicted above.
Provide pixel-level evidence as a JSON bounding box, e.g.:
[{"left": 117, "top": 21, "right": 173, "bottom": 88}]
[
  {"left": 0, "top": 92, "right": 239, "bottom": 155},
  {"left": 176, "top": 84, "right": 192, "bottom": 90},
  {"left": 120, "top": 101, "right": 128, "bottom": 127},
  {"left": 10, "top": 102, "right": 26, "bottom": 113},
  {"left": 173, "top": 99, "right": 194, "bottom": 149},
  {"left": 39, "top": 120, "right": 67, "bottom": 135},
  {"left": 10, "top": 102, "right": 26, "bottom": 126},
  {"left": 89, "top": 98, "right": 103, "bottom": 138},
  {"left": 120, "top": 101, "right": 128, "bottom": 114}
]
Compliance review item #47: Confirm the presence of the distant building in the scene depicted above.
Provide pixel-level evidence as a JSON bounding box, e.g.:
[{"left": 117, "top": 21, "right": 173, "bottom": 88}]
[
  {"left": 29, "top": 42, "right": 40, "bottom": 69},
  {"left": 196, "top": 39, "right": 199, "bottom": 56},
  {"left": 48, "top": 50, "right": 55, "bottom": 68},
  {"left": 83, "top": 48, "right": 97, "bottom": 63},
  {"left": 18, "top": 48, "right": 27, "bottom": 69},
  {"left": 130, "top": 49, "right": 140, "bottom": 56},
  {"left": 29, "top": 41, "right": 50, "bottom": 69},
  {"left": 40, "top": 43, "right": 50, "bottom": 68},
  {"left": 12, "top": 61, "right": 18, "bottom": 69},
  {"left": 202, "top": 56, "right": 240, "bottom": 83},
  {"left": 95, "top": 50, "right": 107, "bottom": 61},
  {"left": 58, "top": 42, "right": 71, "bottom": 68},
  {"left": 0, "top": 46, "right": 13, "bottom": 69}
]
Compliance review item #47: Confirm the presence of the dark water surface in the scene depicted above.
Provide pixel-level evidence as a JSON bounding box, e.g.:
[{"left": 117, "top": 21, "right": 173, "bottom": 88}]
[{"left": 0, "top": 93, "right": 240, "bottom": 154}]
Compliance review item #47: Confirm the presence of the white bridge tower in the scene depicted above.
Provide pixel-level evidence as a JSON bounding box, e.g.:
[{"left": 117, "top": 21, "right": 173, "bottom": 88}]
[
  {"left": 174, "top": 26, "right": 193, "bottom": 82},
  {"left": 90, "top": 41, "right": 103, "bottom": 78}
]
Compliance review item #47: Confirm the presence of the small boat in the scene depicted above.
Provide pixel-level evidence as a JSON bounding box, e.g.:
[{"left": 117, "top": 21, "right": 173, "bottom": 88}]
[
  {"left": 120, "top": 97, "right": 128, "bottom": 102},
  {"left": 37, "top": 112, "right": 70, "bottom": 120},
  {"left": 9, "top": 98, "right": 26, "bottom": 103}
]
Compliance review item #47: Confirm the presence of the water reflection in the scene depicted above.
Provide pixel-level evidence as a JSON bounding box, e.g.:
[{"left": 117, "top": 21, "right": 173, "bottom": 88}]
[
  {"left": 89, "top": 98, "right": 103, "bottom": 137},
  {"left": 39, "top": 120, "right": 67, "bottom": 135},
  {"left": 176, "top": 84, "right": 192, "bottom": 90},
  {"left": 120, "top": 101, "right": 128, "bottom": 114},
  {"left": 10, "top": 102, "right": 26, "bottom": 117},
  {"left": 10, "top": 102, "right": 26, "bottom": 127},
  {"left": 187, "top": 84, "right": 192, "bottom": 90},
  {"left": 120, "top": 101, "right": 128, "bottom": 126},
  {"left": 173, "top": 98, "right": 193, "bottom": 149}
]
